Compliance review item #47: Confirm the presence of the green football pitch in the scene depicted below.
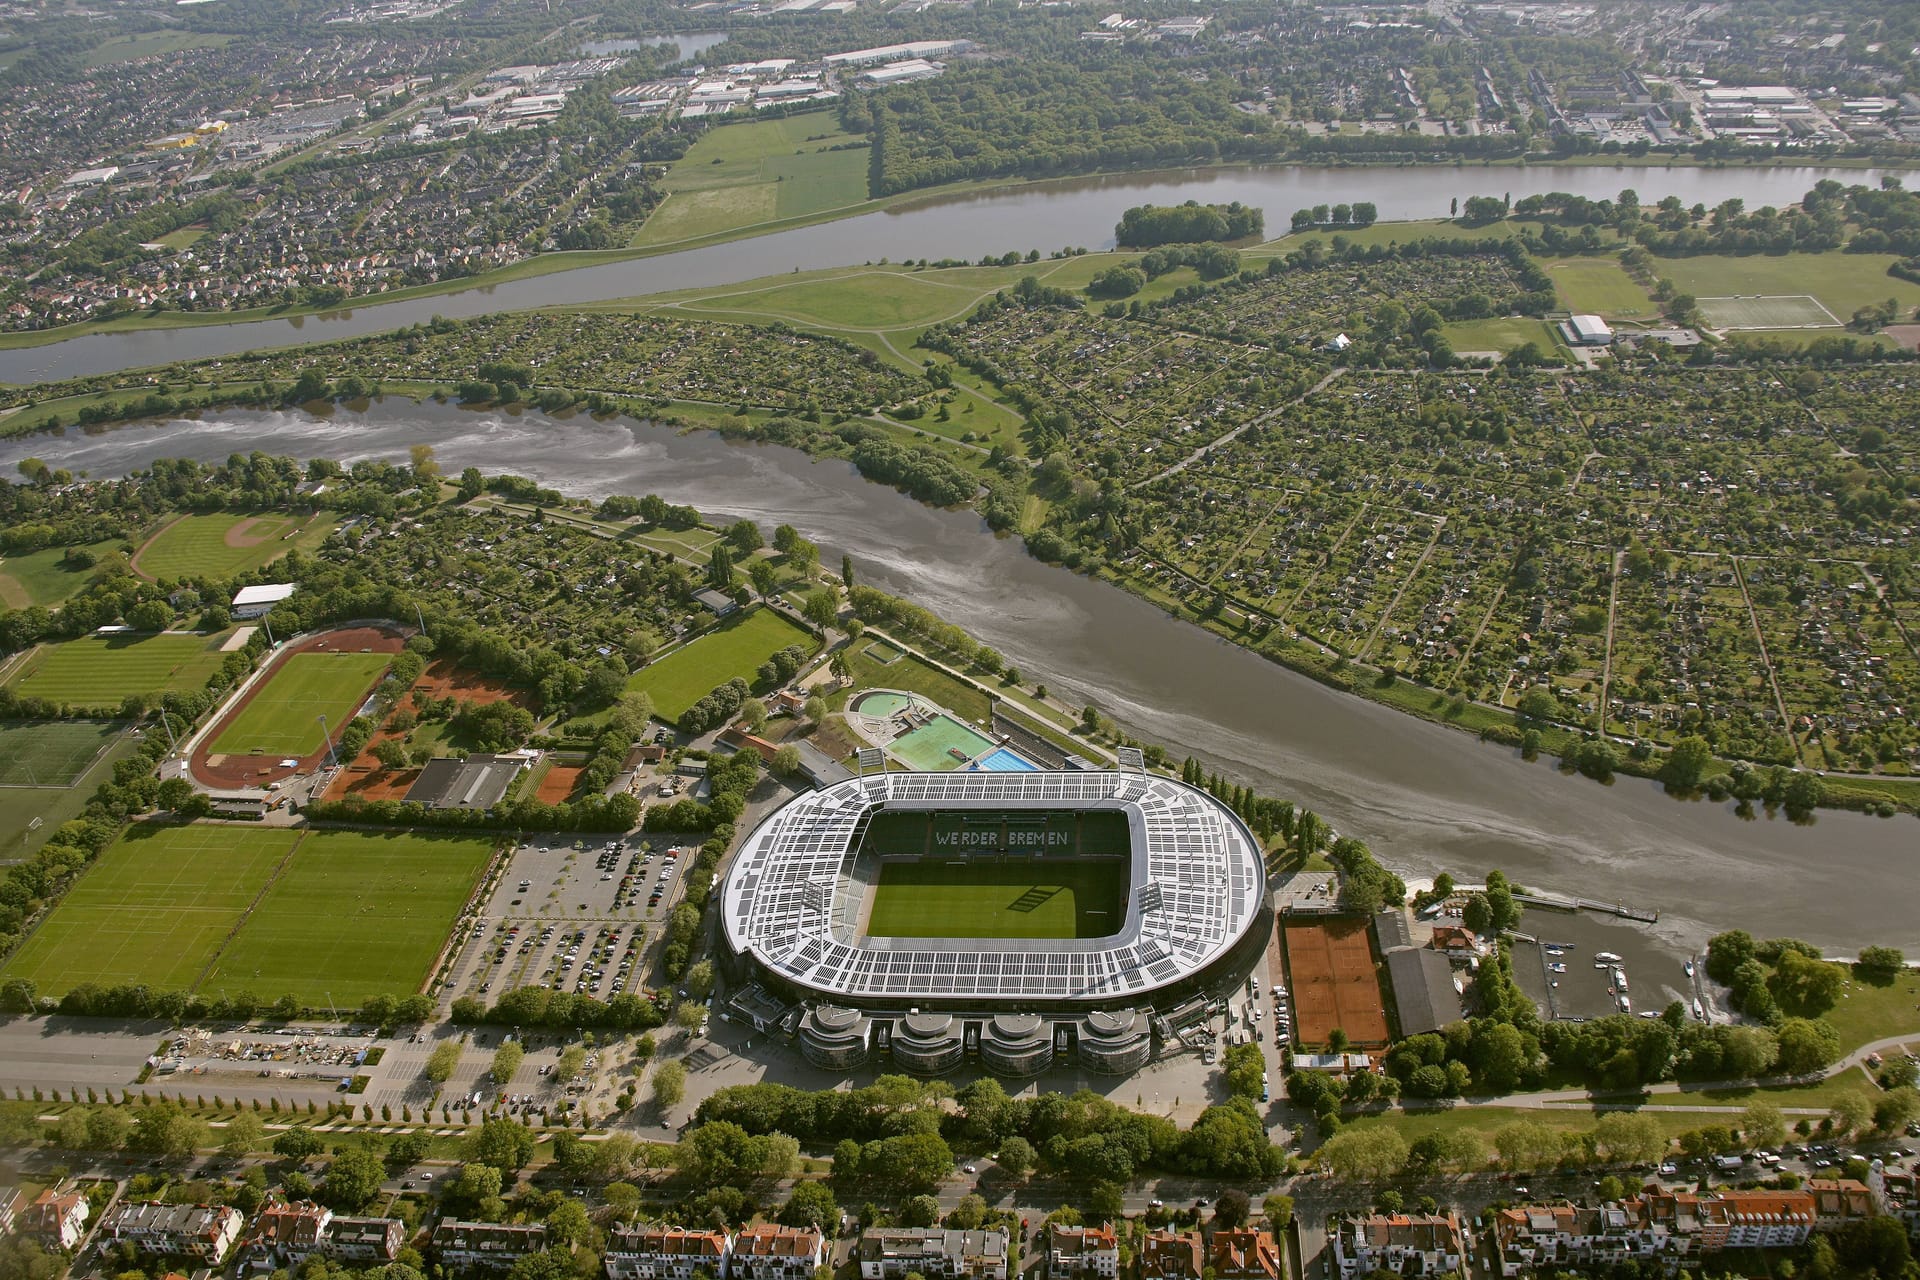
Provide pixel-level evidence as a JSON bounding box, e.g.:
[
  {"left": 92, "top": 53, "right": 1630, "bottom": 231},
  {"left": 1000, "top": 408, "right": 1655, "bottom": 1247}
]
[
  {"left": 865, "top": 858, "right": 1127, "bottom": 940},
  {"left": 211, "top": 651, "right": 391, "bottom": 757},
  {"left": 203, "top": 830, "right": 493, "bottom": 1006},
  {"left": 0, "top": 720, "right": 123, "bottom": 787},
  {"left": 0, "top": 825, "right": 494, "bottom": 1002},
  {"left": 0, "top": 824, "right": 295, "bottom": 994},
  {"left": 4, "top": 633, "right": 230, "bottom": 709}
]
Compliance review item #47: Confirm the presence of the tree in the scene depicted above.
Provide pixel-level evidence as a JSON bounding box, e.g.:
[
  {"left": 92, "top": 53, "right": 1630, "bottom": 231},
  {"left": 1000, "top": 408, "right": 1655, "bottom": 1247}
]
[
  {"left": 1828, "top": 1093, "right": 1873, "bottom": 1138},
  {"left": 1856, "top": 946, "right": 1906, "bottom": 984},
  {"left": 1594, "top": 1112, "right": 1666, "bottom": 1166},
  {"left": 443, "top": 1163, "right": 506, "bottom": 1221},
  {"left": 707, "top": 544, "right": 734, "bottom": 590},
  {"left": 1663, "top": 735, "right": 1714, "bottom": 790},
  {"left": 128, "top": 1102, "right": 206, "bottom": 1160},
  {"left": 772, "top": 745, "right": 802, "bottom": 777},
  {"left": 749, "top": 561, "right": 779, "bottom": 602},
  {"left": 779, "top": 1180, "right": 838, "bottom": 1229},
  {"left": 1317, "top": 1126, "right": 1409, "bottom": 1179},
  {"left": 490, "top": 1041, "right": 524, "bottom": 1085},
  {"left": 1770, "top": 952, "right": 1843, "bottom": 1016},
  {"left": 275, "top": 1128, "right": 327, "bottom": 1160},
  {"left": 325, "top": 1143, "right": 387, "bottom": 1211},
  {"left": 841, "top": 555, "right": 854, "bottom": 589},
  {"left": 221, "top": 1112, "right": 265, "bottom": 1155},
  {"left": 1213, "top": 1189, "right": 1250, "bottom": 1229},
  {"left": 996, "top": 1136, "right": 1035, "bottom": 1179},
  {"left": 1222, "top": 1043, "right": 1265, "bottom": 1100},
  {"left": 804, "top": 590, "right": 839, "bottom": 633},
  {"left": 464, "top": 1118, "right": 536, "bottom": 1173},
  {"left": 1263, "top": 1195, "right": 1294, "bottom": 1233},
  {"left": 1742, "top": 1101, "right": 1788, "bottom": 1149},
  {"left": 372, "top": 738, "right": 413, "bottom": 770},
  {"left": 1493, "top": 1119, "right": 1564, "bottom": 1172},
  {"left": 425, "top": 1040, "right": 462, "bottom": 1084},
  {"left": 652, "top": 1060, "right": 687, "bottom": 1110},
  {"left": 554, "top": 1044, "right": 589, "bottom": 1084}
]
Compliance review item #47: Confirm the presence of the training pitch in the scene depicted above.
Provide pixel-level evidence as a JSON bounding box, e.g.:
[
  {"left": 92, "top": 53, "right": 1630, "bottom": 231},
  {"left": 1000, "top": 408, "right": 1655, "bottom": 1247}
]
[
  {"left": 627, "top": 607, "right": 815, "bottom": 720},
  {"left": 865, "top": 858, "right": 1127, "bottom": 940},
  {"left": 1694, "top": 294, "right": 1839, "bottom": 330},
  {"left": 0, "top": 720, "right": 122, "bottom": 787},
  {"left": 211, "top": 651, "right": 392, "bottom": 757},
  {"left": 4, "top": 633, "right": 230, "bottom": 709},
  {"left": 134, "top": 511, "right": 336, "bottom": 581},
  {"left": 1, "top": 825, "right": 494, "bottom": 1002}
]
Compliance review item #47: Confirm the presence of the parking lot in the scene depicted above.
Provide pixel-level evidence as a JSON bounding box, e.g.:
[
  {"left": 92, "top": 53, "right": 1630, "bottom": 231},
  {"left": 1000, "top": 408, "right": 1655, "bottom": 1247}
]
[{"left": 444, "top": 836, "right": 696, "bottom": 1006}]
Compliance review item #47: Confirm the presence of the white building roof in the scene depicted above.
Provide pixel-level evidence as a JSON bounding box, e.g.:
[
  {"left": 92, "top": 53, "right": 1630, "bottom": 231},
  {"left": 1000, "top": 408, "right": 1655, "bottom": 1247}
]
[
  {"left": 231, "top": 583, "right": 298, "bottom": 608},
  {"left": 1568, "top": 314, "right": 1613, "bottom": 340},
  {"left": 722, "top": 771, "right": 1265, "bottom": 1004}
]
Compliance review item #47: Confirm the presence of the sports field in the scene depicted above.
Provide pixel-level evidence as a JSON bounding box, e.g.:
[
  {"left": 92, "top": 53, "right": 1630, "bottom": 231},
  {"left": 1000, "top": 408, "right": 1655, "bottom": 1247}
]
[
  {"left": 204, "top": 830, "right": 493, "bottom": 1006},
  {"left": 0, "top": 720, "right": 123, "bottom": 787},
  {"left": 866, "top": 858, "right": 1127, "bottom": 940},
  {"left": 0, "top": 825, "right": 295, "bottom": 995},
  {"left": 1281, "top": 916, "right": 1391, "bottom": 1048},
  {"left": 0, "top": 540, "right": 124, "bottom": 610},
  {"left": 1541, "top": 258, "right": 1655, "bottom": 318},
  {"left": 211, "top": 652, "right": 392, "bottom": 757},
  {"left": 1694, "top": 294, "right": 1838, "bottom": 330},
  {"left": 134, "top": 511, "right": 336, "bottom": 580},
  {"left": 1653, "top": 250, "right": 1920, "bottom": 324},
  {"left": 4, "top": 633, "right": 230, "bottom": 709},
  {"left": 627, "top": 607, "right": 815, "bottom": 720}
]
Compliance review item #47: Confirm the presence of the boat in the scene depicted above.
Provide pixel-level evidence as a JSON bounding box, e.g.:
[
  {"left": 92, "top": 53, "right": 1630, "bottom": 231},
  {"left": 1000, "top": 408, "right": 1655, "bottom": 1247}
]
[
  {"left": 1612, "top": 968, "right": 1629, "bottom": 992},
  {"left": 1544, "top": 947, "right": 1565, "bottom": 957},
  {"left": 1545, "top": 942, "right": 1576, "bottom": 951},
  {"left": 1549, "top": 962, "right": 1567, "bottom": 973},
  {"left": 1685, "top": 959, "right": 1695, "bottom": 978},
  {"left": 1618, "top": 994, "right": 1633, "bottom": 1013},
  {"left": 1692, "top": 998, "right": 1705, "bottom": 1020},
  {"left": 1639, "top": 1010, "right": 1660, "bottom": 1020},
  {"left": 1594, "top": 961, "right": 1612, "bottom": 970},
  {"left": 1597, "top": 951, "right": 1623, "bottom": 963}
]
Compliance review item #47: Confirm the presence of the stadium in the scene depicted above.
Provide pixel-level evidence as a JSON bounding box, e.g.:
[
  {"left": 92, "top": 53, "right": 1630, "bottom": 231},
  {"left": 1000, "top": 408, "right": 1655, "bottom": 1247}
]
[{"left": 718, "top": 761, "right": 1271, "bottom": 1077}]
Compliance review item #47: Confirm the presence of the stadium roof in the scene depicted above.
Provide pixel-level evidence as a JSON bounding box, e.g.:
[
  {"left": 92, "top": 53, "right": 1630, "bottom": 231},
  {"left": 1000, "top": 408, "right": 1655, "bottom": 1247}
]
[{"left": 721, "top": 771, "right": 1265, "bottom": 1005}]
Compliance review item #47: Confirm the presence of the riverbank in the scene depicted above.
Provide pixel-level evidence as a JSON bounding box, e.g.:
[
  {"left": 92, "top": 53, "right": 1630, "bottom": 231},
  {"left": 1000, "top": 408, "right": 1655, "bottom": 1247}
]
[{"left": 5, "top": 152, "right": 1914, "bottom": 358}]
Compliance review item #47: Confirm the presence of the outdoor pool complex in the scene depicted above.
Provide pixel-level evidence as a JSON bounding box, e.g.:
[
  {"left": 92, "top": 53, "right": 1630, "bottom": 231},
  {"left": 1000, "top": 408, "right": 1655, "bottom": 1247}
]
[
  {"left": 850, "top": 690, "right": 912, "bottom": 717},
  {"left": 977, "top": 746, "right": 1037, "bottom": 771},
  {"left": 891, "top": 713, "right": 997, "bottom": 771}
]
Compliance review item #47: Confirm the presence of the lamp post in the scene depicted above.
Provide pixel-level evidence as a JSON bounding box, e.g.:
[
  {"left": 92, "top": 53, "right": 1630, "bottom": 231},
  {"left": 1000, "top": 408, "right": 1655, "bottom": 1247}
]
[{"left": 317, "top": 714, "right": 339, "bottom": 769}]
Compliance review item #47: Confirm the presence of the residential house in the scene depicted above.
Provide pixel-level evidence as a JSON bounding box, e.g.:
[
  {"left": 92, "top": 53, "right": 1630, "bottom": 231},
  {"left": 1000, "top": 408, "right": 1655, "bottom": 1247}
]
[
  {"left": 240, "top": 1200, "right": 331, "bottom": 1270},
  {"left": 1808, "top": 1179, "right": 1877, "bottom": 1232},
  {"left": 99, "top": 1202, "right": 246, "bottom": 1263},
  {"left": 1332, "top": 1213, "right": 1464, "bottom": 1280},
  {"left": 1137, "top": 1230, "right": 1202, "bottom": 1280},
  {"left": 604, "top": 1226, "right": 730, "bottom": 1280},
  {"left": 730, "top": 1224, "right": 824, "bottom": 1280},
  {"left": 325, "top": 1216, "right": 407, "bottom": 1263},
  {"left": 433, "top": 1220, "right": 548, "bottom": 1270},
  {"left": 1493, "top": 1201, "right": 1689, "bottom": 1276},
  {"left": 1428, "top": 924, "right": 1482, "bottom": 957},
  {"left": 859, "top": 1227, "right": 1011, "bottom": 1280},
  {"left": 23, "top": 1188, "right": 87, "bottom": 1249},
  {"left": 1878, "top": 1167, "right": 1920, "bottom": 1239},
  {"left": 1210, "top": 1228, "right": 1282, "bottom": 1280},
  {"left": 1717, "top": 1190, "right": 1816, "bottom": 1249},
  {"left": 1047, "top": 1225, "right": 1118, "bottom": 1280}
]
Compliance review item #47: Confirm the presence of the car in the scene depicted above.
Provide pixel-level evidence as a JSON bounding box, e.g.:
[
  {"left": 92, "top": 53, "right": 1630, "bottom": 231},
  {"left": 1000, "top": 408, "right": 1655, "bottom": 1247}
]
[
  {"left": 962, "top": 1164, "right": 976, "bottom": 1174},
  {"left": 1149, "top": 1199, "right": 1165, "bottom": 1209},
  {"left": 1514, "top": 1186, "right": 1530, "bottom": 1197},
  {"left": 422, "top": 1172, "right": 434, "bottom": 1181},
  {"left": 1658, "top": 1162, "right": 1678, "bottom": 1175}
]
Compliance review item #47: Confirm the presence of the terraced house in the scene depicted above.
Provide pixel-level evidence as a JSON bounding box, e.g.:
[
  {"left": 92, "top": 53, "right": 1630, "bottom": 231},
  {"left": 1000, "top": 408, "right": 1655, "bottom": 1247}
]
[
  {"left": 1492, "top": 1187, "right": 1817, "bottom": 1275},
  {"left": 99, "top": 1202, "right": 245, "bottom": 1263},
  {"left": 859, "top": 1227, "right": 1012, "bottom": 1280},
  {"left": 604, "top": 1225, "right": 730, "bottom": 1280},
  {"left": 1332, "top": 1212, "right": 1464, "bottom": 1280},
  {"left": 731, "top": 1224, "right": 824, "bottom": 1280}
]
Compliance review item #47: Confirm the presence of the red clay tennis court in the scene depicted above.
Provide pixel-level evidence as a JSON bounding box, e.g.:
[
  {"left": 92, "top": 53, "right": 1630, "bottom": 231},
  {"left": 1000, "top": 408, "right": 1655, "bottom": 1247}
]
[{"left": 1281, "top": 915, "right": 1390, "bottom": 1048}]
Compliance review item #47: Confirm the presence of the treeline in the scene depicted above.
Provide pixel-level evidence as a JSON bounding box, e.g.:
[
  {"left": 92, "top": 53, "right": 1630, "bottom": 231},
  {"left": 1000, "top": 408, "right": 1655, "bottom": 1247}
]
[
  {"left": 677, "top": 676, "right": 752, "bottom": 737},
  {"left": 1287, "top": 202, "right": 1379, "bottom": 232},
  {"left": 449, "top": 983, "right": 666, "bottom": 1032},
  {"left": 847, "top": 584, "right": 1005, "bottom": 676},
  {"left": 700, "top": 1075, "right": 1285, "bottom": 1182},
  {"left": 305, "top": 788, "right": 640, "bottom": 834},
  {"left": 1115, "top": 201, "right": 1264, "bottom": 248}
]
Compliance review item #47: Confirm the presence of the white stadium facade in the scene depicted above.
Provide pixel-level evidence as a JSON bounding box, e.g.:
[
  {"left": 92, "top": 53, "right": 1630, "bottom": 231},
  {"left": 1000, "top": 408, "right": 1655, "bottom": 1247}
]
[{"left": 717, "top": 765, "right": 1271, "bottom": 1077}]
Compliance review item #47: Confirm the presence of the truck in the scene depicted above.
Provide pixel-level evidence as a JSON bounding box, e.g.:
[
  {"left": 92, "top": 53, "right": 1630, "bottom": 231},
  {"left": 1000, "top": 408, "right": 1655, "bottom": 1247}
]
[{"left": 1712, "top": 1154, "right": 1747, "bottom": 1172}]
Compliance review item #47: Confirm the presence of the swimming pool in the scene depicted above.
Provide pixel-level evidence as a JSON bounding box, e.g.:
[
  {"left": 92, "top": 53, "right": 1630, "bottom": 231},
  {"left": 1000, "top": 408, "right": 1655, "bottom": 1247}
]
[
  {"left": 975, "top": 746, "right": 1037, "bottom": 771},
  {"left": 850, "top": 690, "right": 913, "bottom": 718},
  {"left": 891, "top": 714, "right": 998, "bottom": 771}
]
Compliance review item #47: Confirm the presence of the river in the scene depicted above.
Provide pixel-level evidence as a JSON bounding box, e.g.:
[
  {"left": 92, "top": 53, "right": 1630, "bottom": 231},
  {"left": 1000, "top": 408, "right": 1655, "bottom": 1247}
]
[
  {"left": 0, "top": 162, "right": 1892, "bottom": 385},
  {"left": 7, "top": 402, "right": 1912, "bottom": 952}
]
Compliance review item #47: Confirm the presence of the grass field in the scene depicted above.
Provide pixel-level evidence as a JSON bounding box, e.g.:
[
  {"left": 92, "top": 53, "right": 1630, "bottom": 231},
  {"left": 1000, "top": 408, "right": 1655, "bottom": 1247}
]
[
  {"left": 78, "top": 30, "right": 233, "bottom": 68},
  {"left": 0, "top": 540, "right": 125, "bottom": 610},
  {"left": 0, "top": 721, "right": 123, "bottom": 787},
  {"left": 632, "top": 113, "right": 870, "bottom": 247},
  {"left": 670, "top": 269, "right": 987, "bottom": 330},
  {"left": 866, "top": 858, "right": 1126, "bottom": 940},
  {"left": 627, "top": 607, "right": 815, "bottom": 720},
  {"left": 1, "top": 825, "right": 295, "bottom": 995},
  {"left": 211, "top": 652, "right": 392, "bottom": 757},
  {"left": 1542, "top": 258, "right": 1656, "bottom": 318},
  {"left": 1654, "top": 251, "right": 1920, "bottom": 324},
  {"left": 203, "top": 830, "right": 493, "bottom": 1006},
  {"left": 4, "top": 633, "right": 230, "bottom": 709},
  {"left": 1694, "top": 295, "right": 1839, "bottom": 329},
  {"left": 1441, "top": 317, "right": 1561, "bottom": 354},
  {"left": 134, "top": 511, "right": 337, "bottom": 580},
  {"left": 0, "top": 731, "right": 141, "bottom": 863}
]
